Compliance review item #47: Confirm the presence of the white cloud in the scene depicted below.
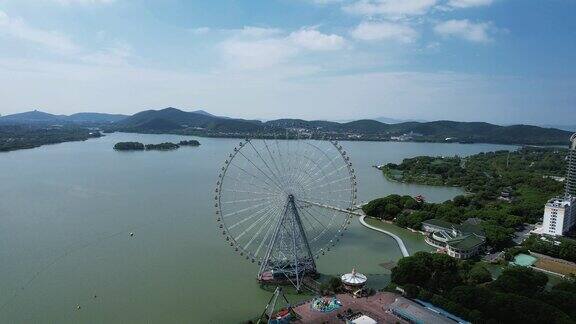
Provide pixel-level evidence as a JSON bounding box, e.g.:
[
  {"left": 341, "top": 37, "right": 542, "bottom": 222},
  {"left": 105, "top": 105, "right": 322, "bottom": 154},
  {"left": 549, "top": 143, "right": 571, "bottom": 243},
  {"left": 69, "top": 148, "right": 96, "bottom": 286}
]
[
  {"left": 53, "top": 0, "right": 115, "bottom": 5},
  {"left": 351, "top": 21, "right": 418, "bottom": 43},
  {"left": 309, "top": 0, "right": 344, "bottom": 4},
  {"left": 447, "top": 0, "right": 493, "bottom": 8},
  {"left": 220, "top": 38, "right": 299, "bottom": 70},
  {"left": 236, "top": 26, "right": 283, "bottom": 38},
  {"left": 81, "top": 42, "right": 131, "bottom": 66},
  {"left": 343, "top": 0, "right": 437, "bottom": 18},
  {"left": 0, "top": 10, "right": 79, "bottom": 54},
  {"left": 434, "top": 19, "right": 493, "bottom": 43},
  {"left": 288, "top": 28, "right": 346, "bottom": 51},
  {"left": 0, "top": 10, "right": 132, "bottom": 67},
  {"left": 189, "top": 27, "right": 211, "bottom": 35},
  {"left": 219, "top": 26, "right": 345, "bottom": 70}
]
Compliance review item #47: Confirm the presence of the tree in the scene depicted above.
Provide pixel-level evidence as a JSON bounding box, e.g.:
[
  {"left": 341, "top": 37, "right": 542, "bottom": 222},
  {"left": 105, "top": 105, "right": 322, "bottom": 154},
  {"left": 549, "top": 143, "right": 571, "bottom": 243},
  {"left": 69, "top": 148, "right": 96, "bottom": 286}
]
[
  {"left": 481, "top": 222, "right": 513, "bottom": 249},
  {"left": 328, "top": 277, "right": 342, "bottom": 292},
  {"left": 391, "top": 252, "right": 433, "bottom": 288},
  {"left": 453, "top": 195, "right": 470, "bottom": 207},
  {"left": 391, "top": 252, "right": 462, "bottom": 293},
  {"left": 384, "top": 204, "right": 401, "bottom": 219},
  {"left": 467, "top": 264, "right": 492, "bottom": 284},
  {"left": 491, "top": 267, "right": 548, "bottom": 297},
  {"left": 559, "top": 240, "right": 576, "bottom": 262},
  {"left": 403, "top": 283, "right": 420, "bottom": 298},
  {"left": 428, "top": 253, "right": 462, "bottom": 293}
]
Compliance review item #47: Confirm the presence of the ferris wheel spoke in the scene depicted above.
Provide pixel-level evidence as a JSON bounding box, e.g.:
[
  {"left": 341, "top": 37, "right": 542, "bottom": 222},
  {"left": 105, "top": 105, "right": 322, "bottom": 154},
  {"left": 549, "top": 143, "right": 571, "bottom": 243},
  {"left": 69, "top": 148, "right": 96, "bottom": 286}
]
[
  {"left": 300, "top": 163, "right": 349, "bottom": 192},
  {"left": 274, "top": 137, "right": 288, "bottom": 182},
  {"left": 302, "top": 141, "right": 344, "bottom": 182},
  {"left": 230, "top": 162, "right": 282, "bottom": 194},
  {"left": 222, "top": 188, "right": 278, "bottom": 197},
  {"left": 284, "top": 142, "right": 335, "bottom": 191},
  {"left": 284, "top": 135, "right": 308, "bottom": 187},
  {"left": 223, "top": 200, "right": 272, "bottom": 218},
  {"left": 255, "top": 217, "right": 276, "bottom": 257},
  {"left": 226, "top": 173, "right": 281, "bottom": 194},
  {"left": 294, "top": 205, "right": 326, "bottom": 246},
  {"left": 303, "top": 207, "right": 337, "bottom": 243},
  {"left": 247, "top": 140, "right": 286, "bottom": 188},
  {"left": 296, "top": 200, "right": 328, "bottom": 230},
  {"left": 302, "top": 154, "right": 342, "bottom": 187},
  {"left": 233, "top": 203, "right": 281, "bottom": 242},
  {"left": 308, "top": 188, "right": 354, "bottom": 195},
  {"left": 227, "top": 201, "right": 275, "bottom": 230},
  {"left": 262, "top": 140, "right": 285, "bottom": 183},
  {"left": 303, "top": 174, "right": 352, "bottom": 192},
  {"left": 288, "top": 148, "right": 326, "bottom": 190},
  {"left": 237, "top": 150, "right": 286, "bottom": 193},
  {"left": 304, "top": 197, "right": 352, "bottom": 210},
  {"left": 222, "top": 196, "right": 277, "bottom": 205},
  {"left": 243, "top": 205, "right": 280, "bottom": 253},
  {"left": 254, "top": 197, "right": 287, "bottom": 252},
  {"left": 284, "top": 153, "right": 321, "bottom": 190},
  {"left": 297, "top": 205, "right": 330, "bottom": 242}
]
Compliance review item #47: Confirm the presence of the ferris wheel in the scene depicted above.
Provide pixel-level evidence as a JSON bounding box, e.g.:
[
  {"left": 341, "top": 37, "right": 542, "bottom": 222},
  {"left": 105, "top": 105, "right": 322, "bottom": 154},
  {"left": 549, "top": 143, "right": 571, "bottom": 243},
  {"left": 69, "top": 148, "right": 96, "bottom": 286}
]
[{"left": 215, "top": 137, "right": 357, "bottom": 291}]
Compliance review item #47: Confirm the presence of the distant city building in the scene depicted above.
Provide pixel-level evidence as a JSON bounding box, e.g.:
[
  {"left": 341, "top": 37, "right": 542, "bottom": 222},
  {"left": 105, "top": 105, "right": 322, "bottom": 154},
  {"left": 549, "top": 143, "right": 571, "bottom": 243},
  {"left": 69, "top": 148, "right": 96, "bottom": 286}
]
[
  {"left": 498, "top": 189, "right": 513, "bottom": 202},
  {"left": 422, "top": 218, "right": 486, "bottom": 259},
  {"left": 537, "top": 196, "right": 576, "bottom": 236},
  {"left": 535, "top": 134, "right": 576, "bottom": 236},
  {"left": 566, "top": 133, "right": 576, "bottom": 196},
  {"left": 390, "top": 131, "right": 422, "bottom": 142}
]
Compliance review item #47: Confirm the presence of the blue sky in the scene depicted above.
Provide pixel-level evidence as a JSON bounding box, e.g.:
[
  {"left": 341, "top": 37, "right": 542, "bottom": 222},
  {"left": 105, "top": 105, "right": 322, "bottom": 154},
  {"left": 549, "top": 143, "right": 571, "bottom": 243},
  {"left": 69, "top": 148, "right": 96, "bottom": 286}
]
[{"left": 0, "top": 0, "right": 574, "bottom": 124}]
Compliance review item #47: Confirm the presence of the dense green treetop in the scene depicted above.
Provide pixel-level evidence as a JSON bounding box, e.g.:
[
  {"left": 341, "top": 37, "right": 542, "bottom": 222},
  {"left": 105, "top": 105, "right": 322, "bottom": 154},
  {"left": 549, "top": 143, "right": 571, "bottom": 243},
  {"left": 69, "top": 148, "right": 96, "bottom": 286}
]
[
  {"left": 366, "top": 147, "right": 568, "bottom": 249},
  {"left": 0, "top": 125, "right": 102, "bottom": 152},
  {"left": 178, "top": 140, "right": 200, "bottom": 146},
  {"left": 113, "top": 142, "right": 145, "bottom": 150},
  {"left": 144, "top": 142, "right": 179, "bottom": 150},
  {"left": 391, "top": 252, "right": 576, "bottom": 323},
  {"left": 522, "top": 235, "right": 576, "bottom": 263}
]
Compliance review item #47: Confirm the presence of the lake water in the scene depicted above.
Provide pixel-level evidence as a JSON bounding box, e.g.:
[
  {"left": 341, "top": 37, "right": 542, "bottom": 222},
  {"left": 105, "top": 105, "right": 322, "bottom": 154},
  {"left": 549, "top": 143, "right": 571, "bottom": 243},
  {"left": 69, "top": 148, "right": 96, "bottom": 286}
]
[{"left": 0, "top": 133, "right": 515, "bottom": 323}]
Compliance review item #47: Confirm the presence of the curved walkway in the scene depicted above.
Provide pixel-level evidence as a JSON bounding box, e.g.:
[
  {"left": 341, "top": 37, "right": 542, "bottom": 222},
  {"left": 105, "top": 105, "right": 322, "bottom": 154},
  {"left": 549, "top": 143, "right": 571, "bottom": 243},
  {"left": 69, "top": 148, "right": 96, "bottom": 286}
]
[{"left": 359, "top": 215, "right": 410, "bottom": 257}]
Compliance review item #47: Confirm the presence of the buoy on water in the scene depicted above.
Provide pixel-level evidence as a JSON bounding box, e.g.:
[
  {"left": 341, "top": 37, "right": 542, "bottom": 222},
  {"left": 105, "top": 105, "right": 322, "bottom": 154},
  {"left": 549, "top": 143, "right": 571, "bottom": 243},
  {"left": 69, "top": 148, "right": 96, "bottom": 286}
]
[
  {"left": 130, "top": 232, "right": 134, "bottom": 237},
  {"left": 76, "top": 304, "right": 81, "bottom": 310}
]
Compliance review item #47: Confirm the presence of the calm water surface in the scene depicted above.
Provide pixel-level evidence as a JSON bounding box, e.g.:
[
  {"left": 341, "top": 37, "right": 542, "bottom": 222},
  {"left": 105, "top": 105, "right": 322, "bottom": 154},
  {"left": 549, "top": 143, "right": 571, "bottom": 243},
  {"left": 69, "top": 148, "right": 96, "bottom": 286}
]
[{"left": 0, "top": 133, "right": 515, "bottom": 323}]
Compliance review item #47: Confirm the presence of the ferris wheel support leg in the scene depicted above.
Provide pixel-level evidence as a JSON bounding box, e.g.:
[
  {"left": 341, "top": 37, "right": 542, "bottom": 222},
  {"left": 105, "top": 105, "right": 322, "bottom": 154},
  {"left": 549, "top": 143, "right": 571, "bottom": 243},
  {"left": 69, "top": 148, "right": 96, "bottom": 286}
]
[
  {"left": 258, "top": 198, "right": 288, "bottom": 279},
  {"left": 258, "top": 194, "right": 317, "bottom": 292}
]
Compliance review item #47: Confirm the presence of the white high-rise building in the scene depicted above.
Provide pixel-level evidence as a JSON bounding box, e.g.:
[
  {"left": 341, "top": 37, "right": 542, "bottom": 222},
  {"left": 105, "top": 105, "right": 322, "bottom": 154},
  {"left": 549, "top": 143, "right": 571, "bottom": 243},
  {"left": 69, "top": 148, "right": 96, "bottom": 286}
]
[
  {"left": 541, "top": 196, "right": 576, "bottom": 236},
  {"left": 537, "top": 133, "right": 576, "bottom": 236},
  {"left": 566, "top": 133, "right": 576, "bottom": 196}
]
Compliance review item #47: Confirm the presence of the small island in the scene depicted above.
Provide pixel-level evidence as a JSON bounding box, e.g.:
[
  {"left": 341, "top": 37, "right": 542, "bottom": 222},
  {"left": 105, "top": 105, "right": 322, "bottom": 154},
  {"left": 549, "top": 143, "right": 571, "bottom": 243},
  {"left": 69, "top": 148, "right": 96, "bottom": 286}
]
[
  {"left": 114, "top": 139, "right": 200, "bottom": 151},
  {"left": 114, "top": 142, "right": 145, "bottom": 151},
  {"left": 178, "top": 140, "right": 200, "bottom": 146},
  {"left": 145, "top": 142, "right": 179, "bottom": 150}
]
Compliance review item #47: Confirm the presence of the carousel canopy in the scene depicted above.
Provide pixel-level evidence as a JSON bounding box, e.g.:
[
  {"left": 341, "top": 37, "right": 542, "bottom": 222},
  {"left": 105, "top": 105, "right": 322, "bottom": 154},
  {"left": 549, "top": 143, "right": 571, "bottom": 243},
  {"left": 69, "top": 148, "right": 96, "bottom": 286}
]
[{"left": 341, "top": 268, "right": 367, "bottom": 286}]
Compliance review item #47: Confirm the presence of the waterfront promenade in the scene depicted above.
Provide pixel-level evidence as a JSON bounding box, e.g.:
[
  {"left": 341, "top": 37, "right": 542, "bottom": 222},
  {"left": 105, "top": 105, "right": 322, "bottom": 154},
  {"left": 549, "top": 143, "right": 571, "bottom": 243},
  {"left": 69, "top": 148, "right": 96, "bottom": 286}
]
[{"left": 359, "top": 215, "right": 410, "bottom": 257}]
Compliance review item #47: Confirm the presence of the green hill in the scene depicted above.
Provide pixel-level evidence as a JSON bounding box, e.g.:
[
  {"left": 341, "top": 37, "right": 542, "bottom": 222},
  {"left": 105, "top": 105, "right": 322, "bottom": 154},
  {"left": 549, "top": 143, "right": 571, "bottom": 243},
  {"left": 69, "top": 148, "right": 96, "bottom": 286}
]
[{"left": 115, "top": 107, "right": 262, "bottom": 133}]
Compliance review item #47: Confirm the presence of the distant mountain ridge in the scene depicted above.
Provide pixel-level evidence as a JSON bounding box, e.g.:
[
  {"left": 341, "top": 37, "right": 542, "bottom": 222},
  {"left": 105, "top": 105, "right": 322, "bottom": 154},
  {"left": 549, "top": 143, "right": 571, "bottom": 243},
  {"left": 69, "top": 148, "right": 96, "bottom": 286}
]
[
  {"left": 1, "top": 108, "right": 573, "bottom": 145},
  {"left": 0, "top": 110, "right": 127, "bottom": 124},
  {"left": 115, "top": 107, "right": 262, "bottom": 132}
]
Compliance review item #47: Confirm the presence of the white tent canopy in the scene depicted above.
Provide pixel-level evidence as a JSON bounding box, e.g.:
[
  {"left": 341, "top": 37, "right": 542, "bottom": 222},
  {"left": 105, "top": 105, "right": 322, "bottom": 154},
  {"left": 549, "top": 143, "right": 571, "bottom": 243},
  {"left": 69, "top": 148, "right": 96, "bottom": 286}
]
[{"left": 341, "top": 268, "right": 367, "bottom": 286}]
